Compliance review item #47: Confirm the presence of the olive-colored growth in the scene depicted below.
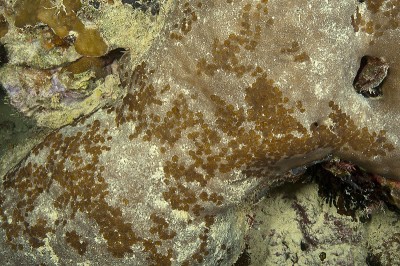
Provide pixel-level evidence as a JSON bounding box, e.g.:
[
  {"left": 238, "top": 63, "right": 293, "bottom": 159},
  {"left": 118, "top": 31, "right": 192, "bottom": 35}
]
[
  {"left": 366, "top": 0, "right": 385, "bottom": 13},
  {"left": 74, "top": 28, "right": 109, "bottom": 57},
  {"left": 13, "top": 0, "right": 42, "bottom": 28},
  {"left": 0, "top": 15, "right": 8, "bottom": 38},
  {"left": 14, "top": 0, "right": 108, "bottom": 56}
]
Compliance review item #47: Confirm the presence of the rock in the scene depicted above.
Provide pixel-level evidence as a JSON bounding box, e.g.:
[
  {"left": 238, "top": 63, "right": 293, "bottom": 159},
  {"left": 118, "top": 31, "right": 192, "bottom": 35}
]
[
  {"left": 246, "top": 181, "right": 400, "bottom": 265},
  {"left": 0, "top": 0, "right": 399, "bottom": 265},
  {"left": 0, "top": 0, "right": 172, "bottom": 128}
]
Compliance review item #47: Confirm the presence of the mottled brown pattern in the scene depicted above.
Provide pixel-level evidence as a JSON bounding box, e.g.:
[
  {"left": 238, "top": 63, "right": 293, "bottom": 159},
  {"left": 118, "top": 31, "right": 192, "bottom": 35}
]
[{"left": 0, "top": 0, "right": 399, "bottom": 265}]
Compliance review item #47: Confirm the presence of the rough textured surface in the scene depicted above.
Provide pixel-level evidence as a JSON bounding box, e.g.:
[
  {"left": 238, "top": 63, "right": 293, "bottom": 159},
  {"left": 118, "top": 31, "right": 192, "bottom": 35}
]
[
  {"left": 0, "top": 0, "right": 172, "bottom": 128},
  {"left": 0, "top": 0, "right": 400, "bottom": 265},
  {"left": 246, "top": 181, "right": 400, "bottom": 265}
]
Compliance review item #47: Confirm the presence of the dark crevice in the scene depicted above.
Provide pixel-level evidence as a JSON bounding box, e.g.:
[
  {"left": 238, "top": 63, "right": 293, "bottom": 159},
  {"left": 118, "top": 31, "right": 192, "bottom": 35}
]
[
  {"left": 308, "top": 159, "right": 400, "bottom": 221},
  {"left": 0, "top": 43, "right": 8, "bottom": 67},
  {"left": 353, "top": 55, "right": 389, "bottom": 98},
  {"left": 122, "top": 0, "right": 160, "bottom": 15},
  {"left": 233, "top": 245, "right": 251, "bottom": 266}
]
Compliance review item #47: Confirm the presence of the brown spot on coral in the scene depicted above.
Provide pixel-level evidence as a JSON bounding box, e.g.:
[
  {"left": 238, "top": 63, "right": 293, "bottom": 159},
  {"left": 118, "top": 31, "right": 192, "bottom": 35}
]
[
  {"left": 25, "top": 218, "right": 53, "bottom": 248},
  {"left": 169, "top": 1, "right": 200, "bottom": 40},
  {"left": 196, "top": 3, "right": 265, "bottom": 77},
  {"left": 281, "top": 41, "right": 310, "bottom": 62},
  {"left": 65, "top": 230, "right": 88, "bottom": 255},
  {"left": 351, "top": 0, "right": 400, "bottom": 44},
  {"left": 149, "top": 213, "right": 177, "bottom": 240},
  {"left": 280, "top": 41, "right": 300, "bottom": 54},
  {"left": 366, "top": 0, "right": 385, "bottom": 13},
  {"left": 0, "top": 119, "right": 141, "bottom": 258},
  {"left": 351, "top": 6, "right": 363, "bottom": 32}
]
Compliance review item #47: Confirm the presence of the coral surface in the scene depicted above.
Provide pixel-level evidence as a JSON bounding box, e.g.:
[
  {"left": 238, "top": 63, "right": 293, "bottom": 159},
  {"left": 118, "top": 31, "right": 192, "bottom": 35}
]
[{"left": 0, "top": 0, "right": 400, "bottom": 265}]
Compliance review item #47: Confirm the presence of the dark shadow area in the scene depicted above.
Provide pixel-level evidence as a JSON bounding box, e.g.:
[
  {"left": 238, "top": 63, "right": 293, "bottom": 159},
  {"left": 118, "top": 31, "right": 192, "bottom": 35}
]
[{"left": 0, "top": 83, "right": 44, "bottom": 160}]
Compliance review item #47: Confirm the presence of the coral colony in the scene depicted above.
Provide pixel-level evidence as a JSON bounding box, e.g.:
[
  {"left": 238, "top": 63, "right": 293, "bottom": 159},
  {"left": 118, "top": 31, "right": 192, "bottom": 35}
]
[{"left": 0, "top": 0, "right": 399, "bottom": 265}]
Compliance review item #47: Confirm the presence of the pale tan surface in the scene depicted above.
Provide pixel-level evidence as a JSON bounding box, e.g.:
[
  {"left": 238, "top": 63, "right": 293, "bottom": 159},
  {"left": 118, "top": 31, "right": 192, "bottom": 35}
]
[{"left": 0, "top": 0, "right": 399, "bottom": 265}]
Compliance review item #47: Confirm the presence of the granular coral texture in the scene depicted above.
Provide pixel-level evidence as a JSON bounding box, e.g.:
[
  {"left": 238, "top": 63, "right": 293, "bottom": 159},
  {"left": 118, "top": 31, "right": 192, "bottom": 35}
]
[
  {"left": 0, "top": 0, "right": 400, "bottom": 265},
  {"left": 245, "top": 181, "right": 400, "bottom": 265}
]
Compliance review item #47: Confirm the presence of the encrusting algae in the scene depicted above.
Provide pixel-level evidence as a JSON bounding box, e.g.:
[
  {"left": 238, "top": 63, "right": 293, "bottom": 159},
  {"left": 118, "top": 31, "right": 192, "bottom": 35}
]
[
  {"left": 0, "top": 0, "right": 170, "bottom": 128},
  {"left": 0, "top": 0, "right": 400, "bottom": 265},
  {"left": 14, "top": 0, "right": 108, "bottom": 56}
]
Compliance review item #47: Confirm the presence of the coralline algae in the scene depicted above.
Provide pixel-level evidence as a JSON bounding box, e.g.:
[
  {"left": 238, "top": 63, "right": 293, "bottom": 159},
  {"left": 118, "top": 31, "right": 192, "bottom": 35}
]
[{"left": 0, "top": 0, "right": 399, "bottom": 265}]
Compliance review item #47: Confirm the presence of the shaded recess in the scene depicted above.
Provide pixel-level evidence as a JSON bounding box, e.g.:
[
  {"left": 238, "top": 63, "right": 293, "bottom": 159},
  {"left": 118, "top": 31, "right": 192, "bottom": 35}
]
[
  {"left": 233, "top": 245, "right": 251, "bottom": 266},
  {"left": 0, "top": 43, "right": 8, "bottom": 67},
  {"left": 122, "top": 0, "right": 160, "bottom": 15},
  {"left": 0, "top": 84, "right": 42, "bottom": 159},
  {"left": 308, "top": 158, "right": 399, "bottom": 220},
  {"left": 353, "top": 55, "right": 388, "bottom": 98}
]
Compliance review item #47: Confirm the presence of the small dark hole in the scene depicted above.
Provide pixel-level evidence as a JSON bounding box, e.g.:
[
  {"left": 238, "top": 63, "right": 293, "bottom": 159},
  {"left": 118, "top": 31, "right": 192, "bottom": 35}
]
[
  {"left": 234, "top": 245, "right": 251, "bottom": 266},
  {"left": 319, "top": 252, "right": 326, "bottom": 261},
  {"left": 89, "top": 0, "right": 101, "bottom": 9},
  {"left": 300, "top": 240, "right": 309, "bottom": 251},
  {"left": 366, "top": 252, "right": 382, "bottom": 266},
  {"left": 310, "top": 122, "right": 319, "bottom": 131},
  {"left": 101, "top": 48, "right": 127, "bottom": 66}
]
